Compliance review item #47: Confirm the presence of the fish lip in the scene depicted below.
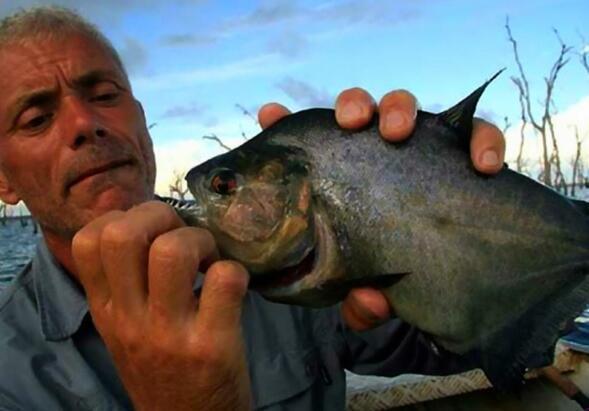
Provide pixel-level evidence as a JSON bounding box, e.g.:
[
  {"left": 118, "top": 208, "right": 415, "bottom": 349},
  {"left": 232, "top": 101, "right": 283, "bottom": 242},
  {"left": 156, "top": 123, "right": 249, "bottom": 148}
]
[
  {"left": 249, "top": 246, "right": 317, "bottom": 290},
  {"left": 250, "top": 210, "right": 332, "bottom": 293},
  {"left": 66, "top": 158, "right": 135, "bottom": 191},
  {"left": 249, "top": 213, "right": 320, "bottom": 290}
]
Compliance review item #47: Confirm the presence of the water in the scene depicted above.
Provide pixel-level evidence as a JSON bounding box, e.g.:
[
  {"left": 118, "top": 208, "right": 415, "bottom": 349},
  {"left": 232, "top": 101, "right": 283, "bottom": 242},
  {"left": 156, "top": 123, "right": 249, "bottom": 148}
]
[{"left": 0, "top": 219, "right": 40, "bottom": 288}]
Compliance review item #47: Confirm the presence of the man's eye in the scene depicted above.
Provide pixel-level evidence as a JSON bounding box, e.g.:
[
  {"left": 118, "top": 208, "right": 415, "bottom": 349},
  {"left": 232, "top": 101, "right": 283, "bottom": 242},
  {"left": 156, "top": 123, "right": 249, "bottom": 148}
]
[
  {"left": 90, "top": 82, "right": 121, "bottom": 103},
  {"left": 21, "top": 113, "right": 52, "bottom": 130},
  {"left": 91, "top": 92, "right": 119, "bottom": 102}
]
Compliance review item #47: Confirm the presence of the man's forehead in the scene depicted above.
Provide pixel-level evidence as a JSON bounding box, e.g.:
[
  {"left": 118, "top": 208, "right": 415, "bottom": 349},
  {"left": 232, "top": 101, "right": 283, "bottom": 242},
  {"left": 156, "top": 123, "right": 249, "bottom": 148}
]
[
  {"left": 0, "top": 36, "right": 126, "bottom": 97},
  {"left": 0, "top": 34, "right": 123, "bottom": 81}
]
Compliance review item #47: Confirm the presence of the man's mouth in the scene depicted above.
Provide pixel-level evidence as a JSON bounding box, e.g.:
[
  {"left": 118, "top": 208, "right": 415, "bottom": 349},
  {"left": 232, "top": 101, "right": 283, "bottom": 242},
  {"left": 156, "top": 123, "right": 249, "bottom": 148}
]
[{"left": 67, "top": 159, "right": 135, "bottom": 190}]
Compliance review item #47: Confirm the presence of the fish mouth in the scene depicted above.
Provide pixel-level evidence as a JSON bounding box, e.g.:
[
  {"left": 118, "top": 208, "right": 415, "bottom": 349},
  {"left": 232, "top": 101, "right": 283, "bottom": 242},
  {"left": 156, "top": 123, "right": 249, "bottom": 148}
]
[
  {"left": 249, "top": 248, "right": 317, "bottom": 290},
  {"left": 249, "top": 208, "right": 344, "bottom": 298},
  {"left": 66, "top": 159, "right": 135, "bottom": 190}
]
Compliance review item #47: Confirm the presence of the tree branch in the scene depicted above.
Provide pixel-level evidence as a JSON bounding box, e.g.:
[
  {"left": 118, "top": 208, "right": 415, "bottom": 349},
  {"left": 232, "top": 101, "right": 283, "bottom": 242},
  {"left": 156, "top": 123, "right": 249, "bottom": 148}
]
[{"left": 202, "top": 134, "right": 232, "bottom": 151}]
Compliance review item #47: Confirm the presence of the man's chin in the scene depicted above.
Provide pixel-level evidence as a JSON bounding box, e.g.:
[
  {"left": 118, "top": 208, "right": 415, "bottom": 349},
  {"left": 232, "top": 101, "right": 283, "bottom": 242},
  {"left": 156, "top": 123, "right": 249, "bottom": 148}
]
[
  {"left": 87, "top": 185, "right": 151, "bottom": 214},
  {"left": 67, "top": 169, "right": 152, "bottom": 213}
]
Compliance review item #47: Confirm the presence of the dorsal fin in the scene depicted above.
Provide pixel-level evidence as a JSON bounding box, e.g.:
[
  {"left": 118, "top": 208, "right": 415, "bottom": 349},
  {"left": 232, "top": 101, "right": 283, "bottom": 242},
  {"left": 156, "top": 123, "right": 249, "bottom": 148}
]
[{"left": 438, "top": 69, "right": 505, "bottom": 148}]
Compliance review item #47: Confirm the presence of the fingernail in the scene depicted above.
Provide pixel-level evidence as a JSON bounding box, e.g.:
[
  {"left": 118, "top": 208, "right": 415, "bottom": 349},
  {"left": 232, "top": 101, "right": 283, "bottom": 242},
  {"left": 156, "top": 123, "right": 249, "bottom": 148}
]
[
  {"left": 481, "top": 150, "right": 499, "bottom": 167},
  {"left": 340, "top": 102, "right": 363, "bottom": 123},
  {"left": 385, "top": 111, "right": 406, "bottom": 132}
]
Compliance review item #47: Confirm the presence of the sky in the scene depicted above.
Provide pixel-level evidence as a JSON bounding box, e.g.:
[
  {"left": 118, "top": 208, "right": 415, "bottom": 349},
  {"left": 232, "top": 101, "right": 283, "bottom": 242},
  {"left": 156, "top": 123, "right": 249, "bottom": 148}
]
[{"left": 0, "top": 0, "right": 588, "bottom": 196}]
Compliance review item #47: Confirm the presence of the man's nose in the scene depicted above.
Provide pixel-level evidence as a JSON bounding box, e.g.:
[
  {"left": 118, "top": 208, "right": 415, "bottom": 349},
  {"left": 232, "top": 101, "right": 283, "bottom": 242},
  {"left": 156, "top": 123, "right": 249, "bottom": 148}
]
[{"left": 63, "top": 96, "right": 107, "bottom": 149}]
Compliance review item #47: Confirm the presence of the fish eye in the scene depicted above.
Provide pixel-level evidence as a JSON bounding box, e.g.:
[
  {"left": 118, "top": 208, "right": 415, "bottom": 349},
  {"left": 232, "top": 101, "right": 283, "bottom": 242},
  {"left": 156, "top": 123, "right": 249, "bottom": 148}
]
[{"left": 210, "top": 169, "right": 238, "bottom": 195}]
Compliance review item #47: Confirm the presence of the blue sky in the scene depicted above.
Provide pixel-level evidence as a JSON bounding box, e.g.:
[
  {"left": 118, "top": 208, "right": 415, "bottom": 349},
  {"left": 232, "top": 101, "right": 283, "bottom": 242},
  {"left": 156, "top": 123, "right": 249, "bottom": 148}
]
[{"left": 1, "top": 0, "right": 588, "bottom": 194}]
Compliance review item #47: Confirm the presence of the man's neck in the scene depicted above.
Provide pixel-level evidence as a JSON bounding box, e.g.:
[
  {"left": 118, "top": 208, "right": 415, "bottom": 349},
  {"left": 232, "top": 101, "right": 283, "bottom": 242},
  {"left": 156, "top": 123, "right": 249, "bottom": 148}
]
[{"left": 43, "top": 231, "right": 79, "bottom": 281}]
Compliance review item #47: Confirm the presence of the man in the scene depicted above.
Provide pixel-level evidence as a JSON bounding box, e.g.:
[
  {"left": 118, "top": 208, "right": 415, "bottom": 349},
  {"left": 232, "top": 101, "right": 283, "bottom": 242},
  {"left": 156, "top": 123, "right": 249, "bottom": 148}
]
[{"left": 0, "top": 6, "right": 506, "bottom": 411}]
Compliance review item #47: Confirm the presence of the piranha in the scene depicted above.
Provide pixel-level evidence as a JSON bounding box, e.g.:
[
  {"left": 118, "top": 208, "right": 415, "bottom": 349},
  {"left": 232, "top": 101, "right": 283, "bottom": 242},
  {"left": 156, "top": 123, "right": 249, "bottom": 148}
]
[{"left": 159, "top": 70, "right": 589, "bottom": 387}]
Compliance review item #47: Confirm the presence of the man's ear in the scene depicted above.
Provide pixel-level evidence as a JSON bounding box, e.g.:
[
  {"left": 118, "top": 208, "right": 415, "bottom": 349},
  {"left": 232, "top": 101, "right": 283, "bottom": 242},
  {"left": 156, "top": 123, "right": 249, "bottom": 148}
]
[{"left": 0, "top": 171, "right": 21, "bottom": 205}]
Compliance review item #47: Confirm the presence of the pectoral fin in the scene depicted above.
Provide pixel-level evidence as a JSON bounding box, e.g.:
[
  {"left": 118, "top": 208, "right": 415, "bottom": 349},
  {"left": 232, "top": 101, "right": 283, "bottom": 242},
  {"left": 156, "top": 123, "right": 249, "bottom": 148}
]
[{"left": 319, "top": 272, "right": 410, "bottom": 293}]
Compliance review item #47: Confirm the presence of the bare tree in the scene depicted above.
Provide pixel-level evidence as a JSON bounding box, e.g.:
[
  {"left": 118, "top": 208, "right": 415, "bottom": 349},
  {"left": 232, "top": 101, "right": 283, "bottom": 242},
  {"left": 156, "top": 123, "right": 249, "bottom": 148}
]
[
  {"left": 168, "top": 170, "right": 189, "bottom": 200},
  {"left": 235, "top": 104, "right": 259, "bottom": 127},
  {"left": 505, "top": 18, "right": 572, "bottom": 193},
  {"left": 202, "top": 133, "right": 231, "bottom": 151},
  {"left": 570, "top": 126, "right": 584, "bottom": 197},
  {"left": 201, "top": 103, "right": 260, "bottom": 151},
  {"left": 0, "top": 202, "right": 5, "bottom": 227},
  {"left": 579, "top": 33, "right": 589, "bottom": 75}
]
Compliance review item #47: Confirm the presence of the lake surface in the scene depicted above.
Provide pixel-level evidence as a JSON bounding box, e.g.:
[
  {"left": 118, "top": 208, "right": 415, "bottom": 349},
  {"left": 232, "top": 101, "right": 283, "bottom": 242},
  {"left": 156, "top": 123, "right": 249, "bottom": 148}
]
[{"left": 0, "top": 219, "right": 40, "bottom": 289}]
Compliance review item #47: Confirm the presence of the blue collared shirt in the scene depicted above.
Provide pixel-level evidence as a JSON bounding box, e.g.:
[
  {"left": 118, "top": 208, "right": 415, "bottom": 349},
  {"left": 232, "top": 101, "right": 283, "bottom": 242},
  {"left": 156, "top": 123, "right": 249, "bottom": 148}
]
[{"left": 0, "top": 239, "right": 469, "bottom": 410}]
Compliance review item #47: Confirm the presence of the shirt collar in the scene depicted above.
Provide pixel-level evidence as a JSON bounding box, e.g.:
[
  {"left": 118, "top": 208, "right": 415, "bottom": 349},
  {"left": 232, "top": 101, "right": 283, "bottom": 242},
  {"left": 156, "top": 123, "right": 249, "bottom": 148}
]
[
  {"left": 30, "top": 238, "right": 205, "bottom": 342},
  {"left": 32, "top": 239, "right": 88, "bottom": 342}
]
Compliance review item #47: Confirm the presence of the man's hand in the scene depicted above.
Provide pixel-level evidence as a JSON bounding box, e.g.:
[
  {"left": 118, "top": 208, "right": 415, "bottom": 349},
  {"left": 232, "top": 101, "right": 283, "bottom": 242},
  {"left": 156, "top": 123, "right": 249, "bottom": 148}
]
[
  {"left": 259, "top": 88, "right": 506, "bottom": 332},
  {"left": 72, "top": 202, "right": 251, "bottom": 411}
]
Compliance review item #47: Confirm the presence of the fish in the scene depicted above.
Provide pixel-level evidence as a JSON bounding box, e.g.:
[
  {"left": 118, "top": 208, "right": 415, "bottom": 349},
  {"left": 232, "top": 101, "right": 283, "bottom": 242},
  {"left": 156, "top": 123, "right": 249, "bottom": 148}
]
[{"left": 158, "top": 70, "right": 589, "bottom": 387}]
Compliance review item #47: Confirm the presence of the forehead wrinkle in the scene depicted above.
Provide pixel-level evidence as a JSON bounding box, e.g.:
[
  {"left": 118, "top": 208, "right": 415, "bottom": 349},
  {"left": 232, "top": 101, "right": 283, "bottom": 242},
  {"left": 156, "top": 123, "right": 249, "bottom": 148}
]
[
  {"left": 5, "top": 67, "right": 124, "bottom": 125},
  {"left": 72, "top": 68, "right": 127, "bottom": 89}
]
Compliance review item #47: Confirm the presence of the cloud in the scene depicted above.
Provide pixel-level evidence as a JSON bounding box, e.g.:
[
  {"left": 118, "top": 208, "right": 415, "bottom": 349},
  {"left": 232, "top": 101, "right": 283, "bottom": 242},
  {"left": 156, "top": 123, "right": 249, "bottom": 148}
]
[
  {"left": 266, "top": 30, "right": 308, "bottom": 58},
  {"left": 0, "top": 0, "right": 208, "bottom": 23},
  {"left": 160, "top": 33, "right": 218, "bottom": 47},
  {"left": 132, "top": 54, "right": 299, "bottom": 92},
  {"left": 221, "top": 0, "right": 421, "bottom": 32},
  {"left": 119, "top": 37, "right": 148, "bottom": 75},
  {"left": 423, "top": 103, "right": 445, "bottom": 113},
  {"left": 152, "top": 120, "right": 258, "bottom": 196},
  {"left": 226, "top": 1, "right": 299, "bottom": 29},
  {"left": 154, "top": 138, "right": 223, "bottom": 196},
  {"left": 475, "top": 108, "right": 501, "bottom": 123},
  {"left": 0, "top": 1, "right": 145, "bottom": 23},
  {"left": 275, "top": 77, "right": 333, "bottom": 107},
  {"left": 504, "top": 95, "right": 589, "bottom": 179},
  {"left": 162, "top": 102, "right": 208, "bottom": 119}
]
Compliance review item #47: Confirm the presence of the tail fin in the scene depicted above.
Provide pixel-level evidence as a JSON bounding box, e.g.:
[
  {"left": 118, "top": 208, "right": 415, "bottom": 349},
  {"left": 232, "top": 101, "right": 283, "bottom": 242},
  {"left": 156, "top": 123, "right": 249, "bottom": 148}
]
[{"left": 472, "top": 261, "right": 589, "bottom": 389}]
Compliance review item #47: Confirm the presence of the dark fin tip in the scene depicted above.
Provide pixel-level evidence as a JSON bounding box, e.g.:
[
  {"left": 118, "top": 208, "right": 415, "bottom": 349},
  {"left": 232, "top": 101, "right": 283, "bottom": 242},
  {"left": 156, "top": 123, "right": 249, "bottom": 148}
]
[
  {"left": 473, "top": 263, "right": 589, "bottom": 390},
  {"left": 438, "top": 68, "right": 506, "bottom": 150}
]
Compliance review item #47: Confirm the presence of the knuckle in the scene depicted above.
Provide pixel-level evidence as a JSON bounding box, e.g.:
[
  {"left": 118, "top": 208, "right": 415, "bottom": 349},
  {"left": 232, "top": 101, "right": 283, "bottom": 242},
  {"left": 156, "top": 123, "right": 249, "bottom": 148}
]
[
  {"left": 115, "top": 323, "right": 143, "bottom": 351},
  {"left": 207, "top": 260, "right": 247, "bottom": 281},
  {"left": 472, "top": 120, "right": 506, "bottom": 149},
  {"left": 151, "top": 232, "right": 192, "bottom": 262},
  {"left": 380, "top": 89, "right": 416, "bottom": 108},
  {"left": 191, "top": 340, "right": 227, "bottom": 368},
  {"left": 205, "top": 261, "right": 249, "bottom": 297},
  {"left": 150, "top": 227, "right": 213, "bottom": 265},
  {"left": 71, "top": 230, "right": 97, "bottom": 259},
  {"left": 147, "top": 331, "right": 182, "bottom": 358},
  {"left": 338, "top": 87, "right": 371, "bottom": 104},
  {"left": 474, "top": 117, "right": 501, "bottom": 134},
  {"left": 144, "top": 200, "right": 181, "bottom": 221},
  {"left": 101, "top": 220, "right": 146, "bottom": 249}
]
